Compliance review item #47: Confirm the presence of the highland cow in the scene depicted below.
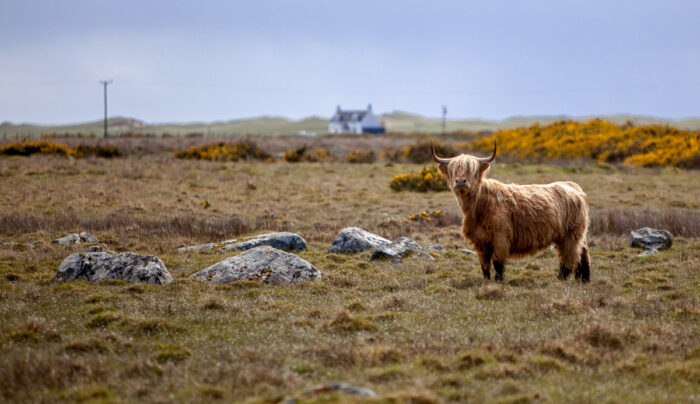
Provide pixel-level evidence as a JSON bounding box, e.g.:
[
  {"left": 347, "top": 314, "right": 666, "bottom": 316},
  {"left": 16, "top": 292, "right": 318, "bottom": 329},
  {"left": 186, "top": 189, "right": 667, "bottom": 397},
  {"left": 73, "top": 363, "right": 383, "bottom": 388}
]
[{"left": 432, "top": 141, "right": 591, "bottom": 282}]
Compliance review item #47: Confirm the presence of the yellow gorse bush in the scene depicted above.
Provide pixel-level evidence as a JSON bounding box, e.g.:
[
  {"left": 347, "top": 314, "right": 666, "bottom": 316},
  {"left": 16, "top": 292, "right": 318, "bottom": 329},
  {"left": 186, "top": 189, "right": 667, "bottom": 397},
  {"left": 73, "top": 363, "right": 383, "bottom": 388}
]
[
  {"left": 390, "top": 165, "right": 449, "bottom": 192},
  {"left": 174, "top": 141, "right": 270, "bottom": 161},
  {"left": 0, "top": 141, "right": 121, "bottom": 158},
  {"left": 472, "top": 119, "right": 700, "bottom": 168},
  {"left": 408, "top": 209, "right": 443, "bottom": 221}
]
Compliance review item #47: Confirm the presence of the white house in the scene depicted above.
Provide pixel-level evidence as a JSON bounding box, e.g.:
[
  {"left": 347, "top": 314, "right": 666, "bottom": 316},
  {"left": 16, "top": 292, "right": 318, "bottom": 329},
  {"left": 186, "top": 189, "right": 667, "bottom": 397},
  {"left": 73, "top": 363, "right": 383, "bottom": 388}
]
[{"left": 328, "top": 104, "right": 385, "bottom": 134}]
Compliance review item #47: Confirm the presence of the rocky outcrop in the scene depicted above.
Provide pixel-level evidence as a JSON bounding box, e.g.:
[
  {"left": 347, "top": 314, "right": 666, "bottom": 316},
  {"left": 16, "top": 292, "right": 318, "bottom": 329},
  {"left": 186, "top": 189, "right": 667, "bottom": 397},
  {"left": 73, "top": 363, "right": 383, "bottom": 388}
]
[
  {"left": 371, "top": 237, "right": 422, "bottom": 260},
  {"left": 630, "top": 227, "right": 673, "bottom": 251},
  {"left": 190, "top": 246, "right": 320, "bottom": 285},
  {"left": 52, "top": 232, "right": 98, "bottom": 245},
  {"left": 221, "top": 232, "right": 307, "bottom": 252},
  {"left": 329, "top": 227, "right": 390, "bottom": 253},
  {"left": 55, "top": 252, "right": 173, "bottom": 285}
]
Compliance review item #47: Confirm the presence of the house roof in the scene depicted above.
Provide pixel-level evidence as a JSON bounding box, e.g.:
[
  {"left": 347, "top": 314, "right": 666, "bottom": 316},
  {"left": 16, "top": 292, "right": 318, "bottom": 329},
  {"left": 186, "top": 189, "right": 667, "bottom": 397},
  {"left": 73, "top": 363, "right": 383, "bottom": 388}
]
[{"left": 330, "top": 109, "right": 368, "bottom": 123}]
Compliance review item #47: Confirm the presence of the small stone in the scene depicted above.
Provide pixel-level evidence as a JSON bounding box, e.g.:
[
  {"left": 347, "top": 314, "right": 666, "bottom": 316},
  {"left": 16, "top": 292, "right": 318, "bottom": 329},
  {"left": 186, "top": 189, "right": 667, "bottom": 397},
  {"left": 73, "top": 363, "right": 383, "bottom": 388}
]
[
  {"left": 371, "top": 237, "right": 422, "bottom": 260},
  {"left": 425, "top": 244, "right": 445, "bottom": 251},
  {"left": 390, "top": 257, "right": 402, "bottom": 264},
  {"left": 329, "top": 227, "right": 390, "bottom": 253},
  {"left": 415, "top": 252, "right": 435, "bottom": 260},
  {"left": 52, "top": 232, "right": 98, "bottom": 244},
  {"left": 630, "top": 227, "right": 672, "bottom": 251},
  {"left": 79, "top": 232, "right": 98, "bottom": 243},
  {"left": 86, "top": 246, "right": 104, "bottom": 252},
  {"left": 460, "top": 249, "right": 476, "bottom": 255},
  {"left": 221, "top": 232, "right": 307, "bottom": 252},
  {"left": 190, "top": 246, "right": 321, "bottom": 285},
  {"left": 177, "top": 242, "right": 218, "bottom": 252},
  {"left": 52, "top": 233, "right": 81, "bottom": 244},
  {"left": 637, "top": 249, "right": 658, "bottom": 258}
]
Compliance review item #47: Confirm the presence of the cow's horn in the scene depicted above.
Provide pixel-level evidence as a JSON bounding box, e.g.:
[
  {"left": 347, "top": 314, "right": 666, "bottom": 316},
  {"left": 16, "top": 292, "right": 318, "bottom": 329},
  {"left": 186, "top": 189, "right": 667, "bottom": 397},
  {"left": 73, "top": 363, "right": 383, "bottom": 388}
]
[
  {"left": 477, "top": 140, "right": 497, "bottom": 163},
  {"left": 431, "top": 141, "right": 451, "bottom": 164}
]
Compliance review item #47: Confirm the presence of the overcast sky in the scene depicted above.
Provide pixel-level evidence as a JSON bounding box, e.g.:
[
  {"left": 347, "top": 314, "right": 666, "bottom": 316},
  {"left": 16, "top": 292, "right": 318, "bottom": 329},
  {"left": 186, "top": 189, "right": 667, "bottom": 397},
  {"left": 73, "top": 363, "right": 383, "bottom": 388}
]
[{"left": 1, "top": 0, "right": 699, "bottom": 124}]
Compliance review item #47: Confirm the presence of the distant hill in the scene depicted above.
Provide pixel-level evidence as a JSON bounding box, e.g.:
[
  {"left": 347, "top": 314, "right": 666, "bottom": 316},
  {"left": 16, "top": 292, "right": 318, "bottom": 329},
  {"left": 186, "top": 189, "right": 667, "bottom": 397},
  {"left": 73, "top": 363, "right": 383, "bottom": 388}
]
[{"left": 2, "top": 113, "right": 699, "bottom": 138}]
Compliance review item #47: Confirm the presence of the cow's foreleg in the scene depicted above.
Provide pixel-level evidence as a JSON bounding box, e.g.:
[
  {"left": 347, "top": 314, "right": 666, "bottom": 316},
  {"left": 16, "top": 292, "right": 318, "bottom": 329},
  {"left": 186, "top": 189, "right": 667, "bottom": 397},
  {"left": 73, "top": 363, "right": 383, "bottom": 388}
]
[
  {"left": 493, "top": 260, "right": 505, "bottom": 281},
  {"left": 556, "top": 239, "right": 581, "bottom": 281}
]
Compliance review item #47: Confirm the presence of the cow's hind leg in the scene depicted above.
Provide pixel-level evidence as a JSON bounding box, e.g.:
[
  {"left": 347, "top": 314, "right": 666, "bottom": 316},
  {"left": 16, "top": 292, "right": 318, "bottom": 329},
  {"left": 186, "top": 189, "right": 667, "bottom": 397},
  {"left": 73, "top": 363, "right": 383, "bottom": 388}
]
[
  {"left": 575, "top": 245, "right": 591, "bottom": 283},
  {"left": 478, "top": 248, "right": 493, "bottom": 280},
  {"left": 556, "top": 239, "right": 581, "bottom": 281}
]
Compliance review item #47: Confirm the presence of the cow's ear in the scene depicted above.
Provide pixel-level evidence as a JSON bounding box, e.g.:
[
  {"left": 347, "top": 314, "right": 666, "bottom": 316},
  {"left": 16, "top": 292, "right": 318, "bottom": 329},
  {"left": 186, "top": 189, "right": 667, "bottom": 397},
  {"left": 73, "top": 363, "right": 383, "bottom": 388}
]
[
  {"left": 438, "top": 163, "right": 447, "bottom": 174},
  {"left": 479, "top": 162, "right": 491, "bottom": 174}
]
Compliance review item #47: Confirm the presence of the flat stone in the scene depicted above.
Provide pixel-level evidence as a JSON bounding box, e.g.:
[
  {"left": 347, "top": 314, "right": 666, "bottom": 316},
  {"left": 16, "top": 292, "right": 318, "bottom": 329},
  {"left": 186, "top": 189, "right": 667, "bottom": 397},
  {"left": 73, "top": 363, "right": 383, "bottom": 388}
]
[
  {"left": 630, "top": 227, "right": 672, "bottom": 251},
  {"left": 86, "top": 246, "right": 105, "bottom": 252},
  {"left": 371, "top": 237, "right": 422, "bottom": 260},
  {"left": 637, "top": 249, "right": 658, "bottom": 258},
  {"left": 190, "top": 246, "right": 321, "bottom": 285},
  {"left": 52, "top": 232, "right": 98, "bottom": 244},
  {"left": 55, "top": 252, "right": 173, "bottom": 285},
  {"left": 460, "top": 248, "right": 476, "bottom": 255},
  {"left": 425, "top": 244, "right": 445, "bottom": 251},
  {"left": 329, "top": 227, "right": 390, "bottom": 253},
  {"left": 177, "top": 242, "right": 218, "bottom": 252},
  {"left": 221, "top": 232, "right": 307, "bottom": 252}
]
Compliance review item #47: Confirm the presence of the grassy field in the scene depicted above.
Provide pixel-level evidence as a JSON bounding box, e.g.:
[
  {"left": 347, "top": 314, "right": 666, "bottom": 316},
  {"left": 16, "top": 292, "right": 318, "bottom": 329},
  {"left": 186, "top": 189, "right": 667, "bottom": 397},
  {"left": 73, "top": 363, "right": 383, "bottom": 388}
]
[{"left": 0, "top": 143, "right": 699, "bottom": 403}]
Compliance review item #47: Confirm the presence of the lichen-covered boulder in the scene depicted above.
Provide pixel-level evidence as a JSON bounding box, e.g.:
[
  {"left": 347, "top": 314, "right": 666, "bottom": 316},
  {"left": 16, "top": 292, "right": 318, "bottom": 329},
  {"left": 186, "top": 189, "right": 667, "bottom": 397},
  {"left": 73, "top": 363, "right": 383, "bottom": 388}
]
[
  {"left": 629, "top": 227, "right": 673, "bottom": 251},
  {"left": 190, "top": 246, "right": 320, "bottom": 285},
  {"left": 52, "top": 232, "right": 98, "bottom": 245},
  {"left": 329, "top": 227, "right": 390, "bottom": 253},
  {"left": 371, "top": 237, "right": 422, "bottom": 260},
  {"left": 221, "top": 232, "right": 307, "bottom": 252},
  {"left": 55, "top": 252, "right": 173, "bottom": 285}
]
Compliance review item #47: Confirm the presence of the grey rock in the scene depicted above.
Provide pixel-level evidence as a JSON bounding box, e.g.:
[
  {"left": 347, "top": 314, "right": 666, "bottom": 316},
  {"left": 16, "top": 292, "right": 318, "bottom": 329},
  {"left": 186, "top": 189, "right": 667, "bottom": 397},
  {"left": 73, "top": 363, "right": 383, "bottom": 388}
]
[
  {"left": 425, "top": 244, "right": 445, "bottom": 251},
  {"left": 86, "top": 245, "right": 104, "bottom": 252},
  {"left": 52, "top": 232, "right": 98, "bottom": 244},
  {"left": 190, "top": 246, "right": 321, "bottom": 285},
  {"left": 460, "top": 248, "right": 476, "bottom": 255},
  {"left": 371, "top": 237, "right": 422, "bottom": 260},
  {"left": 221, "top": 232, "right": 307, "bottom": 252},
  {"left": 55, "top": 252, "right": 173, "bottom": 285},
  {"left": 637, "top": 249, "right": 658, "bottom": 258},
  {"left": 329, "top": 227, "right": 390, "bottom": 253},
  {"left": 390, "top": 257, "right": 402, "bottom": 264},
  {"left": 630, "top": 227, "right": 673, "bottom": 251},
  {"left": 415, "top": 251, "right": 435, "bottom": 260},
  {"left": 177, "top": 242, "right": 218, "bottom": 252},
  {"left": 79, "top": 232, "right": 98, "bottom": 243}
]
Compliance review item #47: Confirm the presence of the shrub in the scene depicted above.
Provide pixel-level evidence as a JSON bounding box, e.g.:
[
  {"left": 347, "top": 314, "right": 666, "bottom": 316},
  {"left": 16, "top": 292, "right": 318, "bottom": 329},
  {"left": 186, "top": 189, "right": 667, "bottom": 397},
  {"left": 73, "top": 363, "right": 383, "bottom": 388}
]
[
  {"left": 390, "top": 165, "right": 448, "bottom": 192},
  {"left": 283, "top": 146, "right": 334, "bottom": 162},
  {"left": 74, "top": 144, "right": 121, "bottom": 158},
  {"left": 174, "top": 140, "right": 270, "bottom": 161},
  {"left": 408, "top": 209, "right": 443, "bottom": 221},
  {"left": 472, "top": 119, "right": 700, "bottom": 168},
  {"left": 0, "top": 141, "right": 74, "bottom": 157},
  {"left": 345, "top": 149, "right": 376, "bottom": 163},
  {"left": 383, "top": 139, "right": 458, "bottom": 163},
  {"left": 0, "top": 141, "right": 122, "bottom": 158}
]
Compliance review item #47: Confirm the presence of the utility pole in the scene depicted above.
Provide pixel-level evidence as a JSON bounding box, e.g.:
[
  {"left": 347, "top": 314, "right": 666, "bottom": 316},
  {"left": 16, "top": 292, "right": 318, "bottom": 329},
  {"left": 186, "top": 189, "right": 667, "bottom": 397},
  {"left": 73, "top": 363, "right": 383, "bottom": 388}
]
[
  {"left": 442, "top": 105, "right": 447, "bottom": 134},
  {"left": 100, "top": 80, "right": 112, "bottom": 138}
]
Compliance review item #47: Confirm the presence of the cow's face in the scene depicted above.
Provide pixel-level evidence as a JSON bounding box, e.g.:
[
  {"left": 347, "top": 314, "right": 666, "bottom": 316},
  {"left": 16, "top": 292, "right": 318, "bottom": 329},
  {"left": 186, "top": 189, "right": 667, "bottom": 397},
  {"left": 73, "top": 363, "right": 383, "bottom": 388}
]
[
  {"left": 431, "top": 141, "right": 497, "bottom": 201},
  {"left": 438, "top": 156, "right": 490, "bottom": 197}
]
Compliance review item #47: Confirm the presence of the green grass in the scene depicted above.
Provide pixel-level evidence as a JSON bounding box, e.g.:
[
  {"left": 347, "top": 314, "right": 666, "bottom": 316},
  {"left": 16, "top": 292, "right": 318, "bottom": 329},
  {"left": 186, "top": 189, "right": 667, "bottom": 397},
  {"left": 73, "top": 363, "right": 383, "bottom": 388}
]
[{"left": 0, "top": 149, "right": 698, "bottom": 403}]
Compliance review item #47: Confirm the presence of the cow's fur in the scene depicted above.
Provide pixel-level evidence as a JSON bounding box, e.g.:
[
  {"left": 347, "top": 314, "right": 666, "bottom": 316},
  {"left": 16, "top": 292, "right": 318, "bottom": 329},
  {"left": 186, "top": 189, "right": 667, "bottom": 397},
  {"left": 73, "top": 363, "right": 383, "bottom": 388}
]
[{"left": 435, "top": 146, "right": 591, "bottom": 282}]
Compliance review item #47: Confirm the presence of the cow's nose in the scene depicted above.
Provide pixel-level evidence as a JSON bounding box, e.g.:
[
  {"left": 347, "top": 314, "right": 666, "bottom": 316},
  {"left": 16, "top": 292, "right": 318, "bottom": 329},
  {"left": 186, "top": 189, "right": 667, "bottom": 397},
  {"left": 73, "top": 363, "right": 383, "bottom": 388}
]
[{"left": 455, "top": 178, "right": 468, "bottom": 187}]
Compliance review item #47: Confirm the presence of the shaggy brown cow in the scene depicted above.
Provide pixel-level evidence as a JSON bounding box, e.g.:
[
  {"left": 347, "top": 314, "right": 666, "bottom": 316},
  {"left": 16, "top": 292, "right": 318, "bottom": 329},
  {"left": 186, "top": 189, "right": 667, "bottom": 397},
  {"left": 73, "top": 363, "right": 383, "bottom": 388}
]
[{"left": 432, "top": 141, "right": 591, "bottom": 282}]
